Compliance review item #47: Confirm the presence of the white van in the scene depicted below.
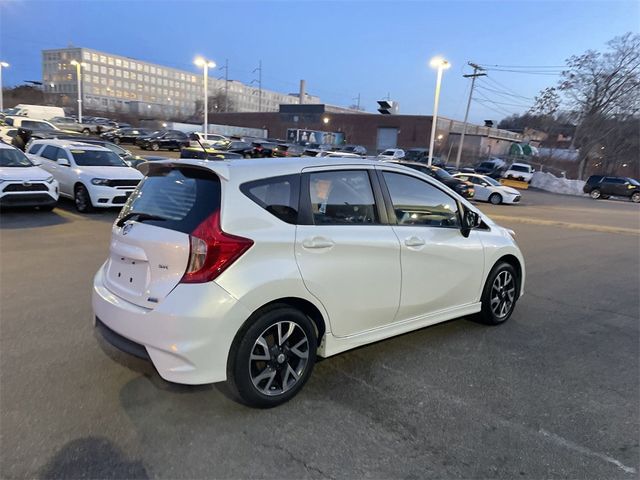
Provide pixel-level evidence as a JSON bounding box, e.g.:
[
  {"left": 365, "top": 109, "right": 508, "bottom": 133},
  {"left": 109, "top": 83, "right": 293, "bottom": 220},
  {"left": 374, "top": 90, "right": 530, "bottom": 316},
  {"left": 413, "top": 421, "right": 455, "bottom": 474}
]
[{"left": 4, "top": 104, "right": 65, "bottom": 121}]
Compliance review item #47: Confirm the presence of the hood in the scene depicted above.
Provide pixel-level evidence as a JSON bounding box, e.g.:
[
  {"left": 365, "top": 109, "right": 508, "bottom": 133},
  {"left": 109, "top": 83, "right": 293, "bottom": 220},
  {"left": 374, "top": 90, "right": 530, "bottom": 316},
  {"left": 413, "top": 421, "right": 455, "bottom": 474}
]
[
  {"left": 0, "top": 165, "right": 52, "bottom": 181},
  {"left": 77, "top": 165, "right": 143, "bottom": 179}
]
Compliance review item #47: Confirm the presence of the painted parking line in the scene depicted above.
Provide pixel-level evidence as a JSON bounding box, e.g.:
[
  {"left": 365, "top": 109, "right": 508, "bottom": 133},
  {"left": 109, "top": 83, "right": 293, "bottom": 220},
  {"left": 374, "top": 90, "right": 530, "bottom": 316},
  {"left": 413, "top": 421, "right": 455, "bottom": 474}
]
[{"left": 489, "top": 214, "right": 640, "bottom": 236}]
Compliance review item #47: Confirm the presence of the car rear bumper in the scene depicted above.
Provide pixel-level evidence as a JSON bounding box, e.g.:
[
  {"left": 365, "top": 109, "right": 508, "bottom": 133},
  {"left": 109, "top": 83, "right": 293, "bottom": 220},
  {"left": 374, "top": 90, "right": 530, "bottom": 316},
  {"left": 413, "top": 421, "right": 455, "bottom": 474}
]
[{"left": 92, "top": 265, "right": 252, "bottom": 384}]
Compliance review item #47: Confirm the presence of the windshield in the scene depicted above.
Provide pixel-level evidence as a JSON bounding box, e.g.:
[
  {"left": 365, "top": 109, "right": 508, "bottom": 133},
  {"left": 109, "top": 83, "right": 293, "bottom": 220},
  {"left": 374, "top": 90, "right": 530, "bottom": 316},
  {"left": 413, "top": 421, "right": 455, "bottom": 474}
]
[
  {"left": 434, "top": 168, "right": 453, "bottom": 180},
  {"left": 629, "top": 178, "right": 640, "bottom": 186},
  {"left": 70, "top": 149, "right": 127, "bottom": 167},
  {"left": 510, "top": 165, "right": 530, "bottom": 172},
  {"left": 482, "top": 176, "right": 501, "bottom": 186},
  {"left": 0, "top": 148, "right": 33, "bottom": 167},
  {"left": 479, "top": 161, "right": 495, "bottom": 169}
]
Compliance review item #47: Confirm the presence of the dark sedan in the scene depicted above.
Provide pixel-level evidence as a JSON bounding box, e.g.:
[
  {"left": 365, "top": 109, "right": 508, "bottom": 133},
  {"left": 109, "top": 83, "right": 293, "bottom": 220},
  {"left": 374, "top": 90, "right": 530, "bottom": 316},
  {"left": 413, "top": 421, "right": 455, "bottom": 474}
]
[
  {"left": 385, "top": 160, "right": 475, "bottom": 199},
  {"left": 136, "top": 130, "right": 190, "bottom": 151},
  {"left": 101, "top": 127, "right": 152, "bottom": 145}
]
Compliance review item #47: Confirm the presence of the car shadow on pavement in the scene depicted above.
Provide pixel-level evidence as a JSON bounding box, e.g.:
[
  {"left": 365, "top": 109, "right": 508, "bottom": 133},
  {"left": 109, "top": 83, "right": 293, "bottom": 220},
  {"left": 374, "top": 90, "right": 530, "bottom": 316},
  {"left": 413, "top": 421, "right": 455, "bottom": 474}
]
[
  {"left": 0, "top": 207, "right": 71, "bottom": 229},
  {"left": 39, "top": 436, "right": 149, "bottom": 479}
]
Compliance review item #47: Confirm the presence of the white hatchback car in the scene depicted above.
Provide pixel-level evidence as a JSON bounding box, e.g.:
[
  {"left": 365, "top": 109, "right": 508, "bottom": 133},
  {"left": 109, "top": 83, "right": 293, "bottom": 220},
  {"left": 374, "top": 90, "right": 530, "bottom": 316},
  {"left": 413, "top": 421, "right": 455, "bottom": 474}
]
[
  {"left": 454, "top": 173, "right": 521, "bottom": 205},
  {"left": 0, "top": 143, "right": 58, "bottom": 209},
  {"left": 93, "top": 158, "right": 525, "bottom": 407},
  {"left": 27, "top": 139, "right": 143, "bottom": 212}
]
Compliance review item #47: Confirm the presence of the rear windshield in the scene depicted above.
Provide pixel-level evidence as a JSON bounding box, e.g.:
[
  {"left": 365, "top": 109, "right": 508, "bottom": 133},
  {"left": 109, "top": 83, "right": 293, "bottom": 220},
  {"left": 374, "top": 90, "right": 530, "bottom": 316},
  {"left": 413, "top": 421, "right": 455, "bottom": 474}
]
[
  {"left": 70, "top": 149, "right": 127, "bottom": 166},
  {"left": 118, "top": 167, "right": 220, "bottom": 234}
]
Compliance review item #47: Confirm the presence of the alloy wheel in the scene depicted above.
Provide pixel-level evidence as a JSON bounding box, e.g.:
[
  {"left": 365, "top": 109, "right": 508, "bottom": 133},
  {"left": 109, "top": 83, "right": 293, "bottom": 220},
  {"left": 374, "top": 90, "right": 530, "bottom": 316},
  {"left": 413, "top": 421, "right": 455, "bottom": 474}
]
[
  {"left": 490, "top": 270, "right": 516, "bottom": 319},
  {"left": 590, "top": 189, "right": 601, "bottom": 199},
  {"left": 249, "top": 321, "right": 309, "bottom": 396}
]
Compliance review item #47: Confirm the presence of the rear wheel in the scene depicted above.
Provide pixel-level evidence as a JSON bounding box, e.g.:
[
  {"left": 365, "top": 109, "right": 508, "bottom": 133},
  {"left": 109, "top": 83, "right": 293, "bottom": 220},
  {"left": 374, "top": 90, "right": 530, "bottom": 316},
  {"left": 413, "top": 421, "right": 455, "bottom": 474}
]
[
  {"left": 590, "top": 189, "right": 601, "bottom": 199},
  {"left": 227, "top": 306, "right": 317, "bottom": 408},
  {"left": 82, "top": 128, "right": 91, "bottom": 135},
  {"left": 477, "top": 262, "right": 519, "bottom": 325},
  {"left": 113, "top": 137, "right": 121, "bottom": 145},
  {"left": 150, "top": 143, "right": 160, "bottom": 151},
  {"left": 74, "top": 184, "right": 94, "bottom": 213},
  {"left": 631, "top": 192, "right": 640, "bottom": 203},
  {"left": 489, "top": 193, "right": 503, "bottom": 205}
]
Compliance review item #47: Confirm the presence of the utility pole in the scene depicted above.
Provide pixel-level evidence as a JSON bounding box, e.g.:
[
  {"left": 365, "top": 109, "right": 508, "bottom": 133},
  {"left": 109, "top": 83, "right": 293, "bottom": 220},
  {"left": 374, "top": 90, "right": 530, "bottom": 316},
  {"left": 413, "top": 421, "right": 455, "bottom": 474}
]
[
  {"left": 252, "top": 60, "right": 262, "bottom": 112},
  {"left": 455, "top": 62, "right": 486, "bottom": 169}
]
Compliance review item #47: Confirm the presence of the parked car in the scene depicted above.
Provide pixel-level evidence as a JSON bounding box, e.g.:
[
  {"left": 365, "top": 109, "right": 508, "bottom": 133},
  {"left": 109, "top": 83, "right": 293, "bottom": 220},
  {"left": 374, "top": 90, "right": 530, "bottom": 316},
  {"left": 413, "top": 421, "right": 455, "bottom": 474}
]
[
  {"left": 2, "top": 104, "right": 65, "bottom": 121},
  {"left": 0, "top": 127, "right": 19, "bottom": 145},
  {"left": 0, "top": 143, "right": 58, "bottom": 210},
  {"left": 26, "top": 139, "right": 142, "bottom": 212},
  {"left": 583, "top": 175, "right": 640, "bottom": 203},
  {"left": 474, "top": 158, "right": 508, "bottom": 179},
  {"left": 272, "top": 144, "right": 305, "bottom": 157},
  {"left": 404, "top": 148, "right": 430, "bottom": 162},
  {"left": 48, "top": 136, "right": 146, "bottom": 168},
  {"left": 101, "top": 127, "right": 153, "bottom": 145},
  {"left": 503, "top": 162, "right": 534, "bottom": 183},
  {"left": 3, "top": 116, "right": 62, "bottom": 133},
  {"left": 136, "top": 130, "right": 190, "bottom": 151},
  {"left": 189, "top": 132, "right": 230, "bottom": 149},
  {"left": 224, "top": 141, "right": 255, "bottom": 158},
  {"left": 454, "top": 173, "right": 521, "bottom": 204},
  {"left": 180, "top": 146, "right": 243, "bottom": 160},
  {"left": 251, "top": 141, "right": 278, "bottom": 157},
  {"left": 385, "top": 160, "right": 475, "bottom": 199},
  {"left": 339, "top": 144, "right": 367, "bottom": 156},
  {"left": 48, "top": 116, "right": 100, "bottom": 135},
  {"left": 92, "top": 157, "right": 525, "bottom": 407},
  {"left": 377, "top": 148, "right": 405, "bottom": 160}
]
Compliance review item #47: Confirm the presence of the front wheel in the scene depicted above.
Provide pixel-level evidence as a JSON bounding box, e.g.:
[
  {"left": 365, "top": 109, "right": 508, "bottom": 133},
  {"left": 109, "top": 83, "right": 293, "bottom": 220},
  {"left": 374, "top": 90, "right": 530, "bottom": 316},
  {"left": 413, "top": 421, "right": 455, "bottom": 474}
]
[
  {"left": 113, "top": 137, "right": 121, "bottom": 145},
  {"left": 477, "top": 262, "right": 519, "bottom": 325},
  {"left": 150, "top": 143, "right": 160, "bottom": 151},
  {"left": 489, "top": 193, "right": 503, "bottom": 205},
  {"left": 74, "top": 184, "right": 94, "bottom": 213},
  {"left": 227, "top": 306, "right": 317, "bottom": 408},
  {"left": 631, "top": 192, "right": 640, "bottom": 203},
  {"left": 590, "top": 189, "right": 601, "bottom": 199}
]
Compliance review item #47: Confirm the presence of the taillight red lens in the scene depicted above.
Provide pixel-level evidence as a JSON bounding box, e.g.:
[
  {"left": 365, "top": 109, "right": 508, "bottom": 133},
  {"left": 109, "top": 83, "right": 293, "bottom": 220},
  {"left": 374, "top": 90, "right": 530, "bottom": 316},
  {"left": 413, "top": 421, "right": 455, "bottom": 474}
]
[{"left": 181, "top": 211, "right": 253, "bottom": 284}]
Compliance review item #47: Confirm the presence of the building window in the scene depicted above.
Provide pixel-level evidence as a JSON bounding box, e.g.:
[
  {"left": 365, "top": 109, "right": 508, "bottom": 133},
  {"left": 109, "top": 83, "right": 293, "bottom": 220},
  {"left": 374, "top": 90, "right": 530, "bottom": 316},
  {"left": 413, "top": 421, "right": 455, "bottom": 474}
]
[
  {"left": 108, "top": 57, "right": 114, "bottom": 65},
  {"left": 150, "top": 66, "right": 156, "bottom": 75},
  {"left": 83, "top": 51, "right": 90, "bottom": 60},
  {"left": 143, "top": 65, "right": 149, "bottom": 73},
  {"left": 100, "top": 66, "right": 106, "bottom": 74},
  {"left": 115, "top": 58, "right": 121, "bottom": 67},
  {"left": 123, "top": 71, "right": 129, "bottom": 79},
  {"left": 116, "top": 69, "right": 122, "bottom": 77},
  {"left": 108, "top": 68, "right": 114, "bottom": 76}
]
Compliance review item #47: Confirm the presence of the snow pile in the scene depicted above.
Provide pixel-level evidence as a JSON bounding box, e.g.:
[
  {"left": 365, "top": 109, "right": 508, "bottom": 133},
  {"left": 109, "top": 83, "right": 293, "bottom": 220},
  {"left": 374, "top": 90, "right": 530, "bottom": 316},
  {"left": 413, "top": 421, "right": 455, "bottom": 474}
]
[{"left": 530, "top": 171, "right": 586, "bottom": 196}]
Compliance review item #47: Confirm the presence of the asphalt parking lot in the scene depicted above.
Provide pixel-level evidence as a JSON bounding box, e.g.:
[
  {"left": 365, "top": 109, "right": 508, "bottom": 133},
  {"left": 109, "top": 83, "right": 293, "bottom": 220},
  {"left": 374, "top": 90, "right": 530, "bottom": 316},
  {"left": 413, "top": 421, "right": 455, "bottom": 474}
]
[{"left": 1, "top": 189, "right": 638, "bottom": 479}]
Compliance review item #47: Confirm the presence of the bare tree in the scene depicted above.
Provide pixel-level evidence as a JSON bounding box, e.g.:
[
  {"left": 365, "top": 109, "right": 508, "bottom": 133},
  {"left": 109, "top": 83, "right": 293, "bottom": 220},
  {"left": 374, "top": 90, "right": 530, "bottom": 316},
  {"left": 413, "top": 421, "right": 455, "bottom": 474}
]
[{"left": 558, "top": 33, "right": 640, "bottom": 178}]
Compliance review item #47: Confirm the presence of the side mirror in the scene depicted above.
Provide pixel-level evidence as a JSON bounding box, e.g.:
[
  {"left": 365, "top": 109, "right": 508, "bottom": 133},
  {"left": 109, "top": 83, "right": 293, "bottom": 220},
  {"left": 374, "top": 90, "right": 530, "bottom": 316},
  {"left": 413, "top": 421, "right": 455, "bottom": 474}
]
[
  {"left": 460, "top": 208, "right": 481, "bottom": 238},
  {"left": 58, "top": 158, "right": 70, "bottom": 167}
]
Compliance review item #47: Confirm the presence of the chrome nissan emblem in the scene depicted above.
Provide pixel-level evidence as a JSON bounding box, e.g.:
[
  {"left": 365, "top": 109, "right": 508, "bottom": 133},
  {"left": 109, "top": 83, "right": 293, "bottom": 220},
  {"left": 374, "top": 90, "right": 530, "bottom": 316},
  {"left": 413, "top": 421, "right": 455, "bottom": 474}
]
[{"left": 122, "top": 223, "right": 133, "bottom": 235}]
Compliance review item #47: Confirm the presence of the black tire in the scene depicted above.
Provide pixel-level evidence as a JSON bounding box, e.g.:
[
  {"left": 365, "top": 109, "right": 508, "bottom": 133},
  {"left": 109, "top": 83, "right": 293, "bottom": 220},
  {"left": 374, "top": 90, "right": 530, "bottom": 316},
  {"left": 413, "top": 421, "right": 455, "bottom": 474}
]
[
  {"left": 631, "top": 192, "right": 640, "bottom": 203},
  {"left": 113, "top": 137, "right": 121, "bottom": 145},
  {"left": 150, "top": 143, "right": 160, "bottom": 151},
  {"left": 82, "top": 128, "right": 91, "bottom": 136},
  {"left": 590, "top": 189, "right": 601, "bottom": 199},
  {"left": 489, "top": 193, "right": 503, "bottom": 205},
  {"left": 227, "top": 306, "right": 317, "bottom": 408},
  {"left": 74, "top": 184, "right": 94, "bottom": 213},
  {"left": 477, "top": 262, "right": 519, "bottom": 325}
]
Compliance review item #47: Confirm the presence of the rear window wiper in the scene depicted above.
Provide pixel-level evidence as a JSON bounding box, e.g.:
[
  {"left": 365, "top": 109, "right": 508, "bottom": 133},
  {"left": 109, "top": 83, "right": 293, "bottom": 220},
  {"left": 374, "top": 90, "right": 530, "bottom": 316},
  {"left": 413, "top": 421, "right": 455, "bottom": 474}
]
[{"left": 116, "top": 212, "right": 167, "bottom": 227}]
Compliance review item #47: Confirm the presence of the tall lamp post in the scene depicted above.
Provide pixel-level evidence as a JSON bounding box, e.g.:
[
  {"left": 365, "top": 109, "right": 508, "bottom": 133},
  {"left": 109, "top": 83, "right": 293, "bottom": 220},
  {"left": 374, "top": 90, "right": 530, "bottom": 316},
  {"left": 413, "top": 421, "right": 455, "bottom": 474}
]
[
  {"left": 0, "top": 62, "right": 9, "bottom": 111},
  {"left": 194, "top": 57, "right": 216, "bottom": 136},
  {"left": 427, "top": 56, "right": 450, "bottom": 166},
  {"left": 70, "top": 60, "right": 88, "bottom": 122}
]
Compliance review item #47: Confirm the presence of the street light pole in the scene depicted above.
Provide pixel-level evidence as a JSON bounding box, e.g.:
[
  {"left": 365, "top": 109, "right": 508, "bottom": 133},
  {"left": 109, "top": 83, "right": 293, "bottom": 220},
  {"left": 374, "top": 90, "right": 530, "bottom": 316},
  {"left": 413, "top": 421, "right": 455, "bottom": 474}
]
[
  {"left": 70, "top": 60, "right": 87, "bottom": 122},
  {"left": 427, "top": 57, "right": 450, "bottom": 166},
  {"left": 195, "top": 57, "right": 216, "bottom": 136},
  {"left": 0, "top": 62, "right": 8, "bottom": 111},
  {"left": 455, "top": 62, "right": 486, "bottom": 169}
]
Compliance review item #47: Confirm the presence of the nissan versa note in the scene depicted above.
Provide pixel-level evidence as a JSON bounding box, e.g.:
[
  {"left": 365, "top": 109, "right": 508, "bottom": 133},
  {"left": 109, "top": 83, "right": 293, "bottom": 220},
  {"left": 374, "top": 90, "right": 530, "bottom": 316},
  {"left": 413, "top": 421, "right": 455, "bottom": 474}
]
[{"left": 93, "top": 157, "right": 525, "bottom": 407}]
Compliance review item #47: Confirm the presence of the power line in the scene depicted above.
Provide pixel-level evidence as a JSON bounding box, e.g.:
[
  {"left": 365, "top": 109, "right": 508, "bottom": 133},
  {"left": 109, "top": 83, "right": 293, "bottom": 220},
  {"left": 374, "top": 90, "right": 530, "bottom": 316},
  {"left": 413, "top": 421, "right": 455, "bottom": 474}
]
[
  {"left": 478, "top": 63, "right": 567, "bottom": 69},
  {"left": 475, "top": 84, "right": 533, "bottom": 101},
  {"left": 473, "top": 98, "right": 514, "bottom": 117},
  {"left": 482, "top": 76, "right": 533, "bottom": 101},
  {"left": 475, "top": 90, "right": 531, "bottom": 109}
]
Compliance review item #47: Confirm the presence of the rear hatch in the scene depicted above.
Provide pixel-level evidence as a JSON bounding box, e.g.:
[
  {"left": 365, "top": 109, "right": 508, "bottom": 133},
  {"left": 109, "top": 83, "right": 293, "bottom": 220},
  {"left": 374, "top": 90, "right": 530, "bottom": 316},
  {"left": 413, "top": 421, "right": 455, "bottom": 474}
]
[{"left": 103, "top": 164, "right": 222, "bottom": 309}]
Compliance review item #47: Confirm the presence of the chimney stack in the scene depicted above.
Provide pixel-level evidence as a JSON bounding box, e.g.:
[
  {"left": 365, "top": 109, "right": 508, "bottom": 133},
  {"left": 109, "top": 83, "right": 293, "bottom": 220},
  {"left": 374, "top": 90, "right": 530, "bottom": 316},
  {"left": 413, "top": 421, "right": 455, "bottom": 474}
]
[{"left": 299, "top": 79, "right": 306, "bottom": 104}]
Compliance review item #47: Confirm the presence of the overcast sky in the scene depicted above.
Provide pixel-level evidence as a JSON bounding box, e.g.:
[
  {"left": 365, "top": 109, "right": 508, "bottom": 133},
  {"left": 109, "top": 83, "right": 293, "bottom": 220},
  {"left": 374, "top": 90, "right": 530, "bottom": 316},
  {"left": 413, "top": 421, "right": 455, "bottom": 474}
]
[{"left": 1, "top": 0, "right": 638, "bottom": 123}]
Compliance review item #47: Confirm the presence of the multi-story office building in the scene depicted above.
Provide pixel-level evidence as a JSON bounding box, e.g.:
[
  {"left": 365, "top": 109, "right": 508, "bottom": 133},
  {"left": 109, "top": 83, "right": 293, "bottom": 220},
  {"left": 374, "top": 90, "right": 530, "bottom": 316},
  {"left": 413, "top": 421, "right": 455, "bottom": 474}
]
[{"left": 42, "top": 47, "right": 320, "bottom": 118}]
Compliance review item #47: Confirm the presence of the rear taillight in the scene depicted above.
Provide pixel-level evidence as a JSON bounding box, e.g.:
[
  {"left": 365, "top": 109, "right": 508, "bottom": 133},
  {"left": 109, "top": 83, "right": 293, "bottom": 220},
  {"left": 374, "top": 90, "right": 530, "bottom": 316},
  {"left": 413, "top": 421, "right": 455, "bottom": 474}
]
[{"left": 181, "top": 211, "right": 253, "bottom": 284}]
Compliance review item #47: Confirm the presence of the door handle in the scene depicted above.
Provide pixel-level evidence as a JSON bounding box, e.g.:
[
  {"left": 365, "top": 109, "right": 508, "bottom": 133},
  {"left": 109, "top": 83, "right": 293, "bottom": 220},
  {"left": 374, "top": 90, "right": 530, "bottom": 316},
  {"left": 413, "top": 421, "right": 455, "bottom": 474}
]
[
  {"left": 404, "top": 236, "right": 425, "bottom": 247},
  {"left": 302, "top": 236, "right": 335, "bottom": 249}
]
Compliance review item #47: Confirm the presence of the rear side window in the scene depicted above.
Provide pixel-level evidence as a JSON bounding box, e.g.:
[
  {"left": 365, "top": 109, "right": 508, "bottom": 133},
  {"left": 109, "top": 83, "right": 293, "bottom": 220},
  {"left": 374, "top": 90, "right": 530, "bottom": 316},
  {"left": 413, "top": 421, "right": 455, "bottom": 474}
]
[
  {"left": 117, "top": 167, "right": 220, "bottom": 234},
  {"left": 241, "top": 174, "right": 300, "bottom": 225},
  {"left": 40, "top": 145, "right": 60, "bottom": 160},
  {"left": 308, "top": 170, "right": 378, "bottom": 225}
]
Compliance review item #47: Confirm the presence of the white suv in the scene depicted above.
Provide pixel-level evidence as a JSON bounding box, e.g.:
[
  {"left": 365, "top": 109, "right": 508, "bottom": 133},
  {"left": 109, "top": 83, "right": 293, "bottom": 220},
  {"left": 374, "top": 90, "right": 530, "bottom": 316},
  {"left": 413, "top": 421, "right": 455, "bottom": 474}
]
[
  {"left": 0, "top": 143, "right": 58, "bottom": 209},
  {"left": 27, "top": 139, "right": 143, "bottom": 212},
  {"left": 93, "top": 157, "right": 525, "bottom": 407},
  {"left": 503, "top": 162, "right": 534, "bottom": 183}
]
